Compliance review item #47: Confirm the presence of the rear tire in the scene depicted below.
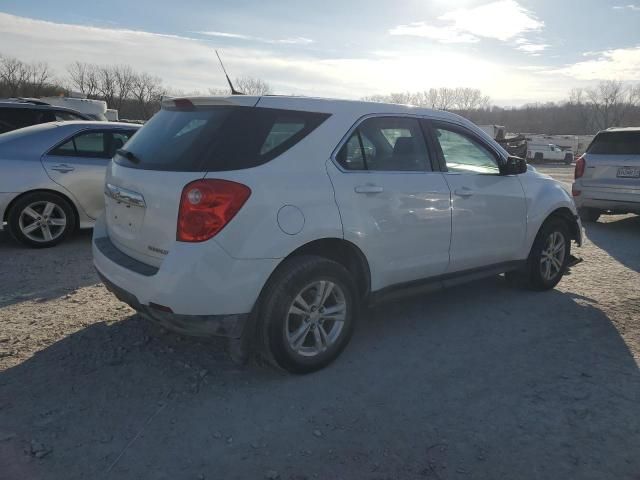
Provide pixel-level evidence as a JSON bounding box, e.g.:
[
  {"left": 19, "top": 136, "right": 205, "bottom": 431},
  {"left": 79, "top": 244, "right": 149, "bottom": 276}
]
[
  {"left": 521, "top": 219, "right": 571, "bottom": 291},
  {"left": 7, "top": 192, "right": 76, "bottom": 248},
  {"left": 533, "top": 152, "right": 543, "bottom": 163},
  {"left": 564, "top": 154, "right": 573, "bottom": 165},
  {"left": 579, "top": 207, "right": 601, "bottom": 223},
  {"left": 258, "top": 255, "right": 357, "bottom": 374}
]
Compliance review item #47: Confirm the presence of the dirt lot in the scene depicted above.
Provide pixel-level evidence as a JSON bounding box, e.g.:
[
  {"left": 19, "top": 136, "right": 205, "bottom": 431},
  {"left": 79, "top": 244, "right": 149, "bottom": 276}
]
[{"left": 1, "top": 165, "right": 639, "bottom": 480}]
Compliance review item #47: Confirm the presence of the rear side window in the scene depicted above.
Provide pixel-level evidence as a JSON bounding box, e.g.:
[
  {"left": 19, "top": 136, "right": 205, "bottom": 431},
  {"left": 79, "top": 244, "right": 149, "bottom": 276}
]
[
  {"left": 50, "top": 130, "right": 136, "bottom": 159},
  {"left": 115, "top": 106, "right": 330, "bottom": 171},
  {"left": 588, "top": 132, "right": 640, "bottom": 155}
]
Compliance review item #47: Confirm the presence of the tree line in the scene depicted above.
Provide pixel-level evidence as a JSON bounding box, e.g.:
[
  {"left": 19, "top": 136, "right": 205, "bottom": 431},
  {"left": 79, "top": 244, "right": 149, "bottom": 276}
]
[{"left": 1, "top": 52, "right": 639, "bottom": 133}]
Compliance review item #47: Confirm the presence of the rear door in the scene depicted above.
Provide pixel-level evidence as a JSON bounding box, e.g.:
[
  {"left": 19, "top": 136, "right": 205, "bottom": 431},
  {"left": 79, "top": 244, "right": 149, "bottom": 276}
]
[
  {"left": 582, "top": 131, "right": 640, "bottom": 193},
  {"left": 327, "top": 115, "right": 452, "bottom": 290},
  {"left": 42, "top": 128, "right": 136, "bottom": 219},
  {"left": 429, "top": 121, "right": 527, "bottom": 272}
]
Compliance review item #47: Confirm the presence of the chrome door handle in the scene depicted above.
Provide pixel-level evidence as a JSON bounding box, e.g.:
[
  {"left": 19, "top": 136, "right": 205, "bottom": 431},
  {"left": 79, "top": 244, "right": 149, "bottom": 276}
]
[
  {"left": 454, "top": 188, "right": 474, "bottom": 197},
  {"left": 51, "top": 164, "right": 75, "bottom": 173},
  {"left": 354, "top": 185, "right": 384, "bottom": 194}
]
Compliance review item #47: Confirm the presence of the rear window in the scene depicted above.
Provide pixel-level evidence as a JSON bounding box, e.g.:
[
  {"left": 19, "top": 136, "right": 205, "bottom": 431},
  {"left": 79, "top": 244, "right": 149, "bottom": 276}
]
[
  {"left": 115, "top": 106, "right": 330, "bottom": 171},
  {"left": 588, "top": 132, "right": 640, "bottom": 155}
]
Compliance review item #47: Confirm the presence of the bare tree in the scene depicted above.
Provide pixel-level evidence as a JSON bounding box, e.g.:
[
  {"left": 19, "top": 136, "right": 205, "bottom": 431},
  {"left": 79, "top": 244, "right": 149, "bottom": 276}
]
[
  {"left": 67, "top": 61, "right": 100, "bottom": 97},
  {"left": 113, "top": 65, "right": 135, "bottom": 109},
  {"left": 131, "top": 72, "right": 165, "bottom": 118},
  {"left": 234, "top": 76, "right": 272, "bottom": 95},
  {"left": 97, "top": 66, "right": 117, "bottom": 106},
  {"left": 585, "top": 80, "right": 636, "bottom": 130},
  {"left": 0, "top": 55, "right": 31, "bottom": 96},
  {"left": 453, "top": 88, "right": 491, "bottom": 111},
  {"left": 27, "top": 61, "right": 52, "bottom": 96}
]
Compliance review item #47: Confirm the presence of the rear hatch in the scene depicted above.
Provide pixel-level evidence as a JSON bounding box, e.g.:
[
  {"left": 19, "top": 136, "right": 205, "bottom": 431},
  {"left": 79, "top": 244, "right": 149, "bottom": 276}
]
[
  {"left": 582, "top": 131, "right": 640, "bottom": 192},
  {"left": 104, "top": 96, "right": 329, "bottom": 267}
]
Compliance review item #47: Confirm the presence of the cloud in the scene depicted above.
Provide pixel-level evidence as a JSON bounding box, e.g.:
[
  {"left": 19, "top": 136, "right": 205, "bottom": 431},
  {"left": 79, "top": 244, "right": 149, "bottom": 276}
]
[
  {"left": 388, "top": 23, "right": 479, "bottom": 43},
  {"left": 548, "top": 46, "right": 640, "bottom": 81},
  {"left": 0, "top": 12, "right": 573, "bottom": 105},
  {"left": 516, "top": 43, "right": 550, "bottom": 53},
  {"left": 390, "top": 0, "right": 543, "bottom": 44},
  {"left": 197, "top": 31, "right": 314, "bottom": 45},
  {"left": 613, "top": 4, "right": 640, "bottom": 11}
]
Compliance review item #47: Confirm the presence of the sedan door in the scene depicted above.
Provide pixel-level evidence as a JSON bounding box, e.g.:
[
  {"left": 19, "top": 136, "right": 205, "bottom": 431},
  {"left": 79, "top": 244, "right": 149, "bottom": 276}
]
[
  {"left": 42, "top": 129, "right": 136, "bottom": 219},
  {"left": 428, "top": 121, "right": 527, "bottom": 272},
  {"left": 327, "top": 116, "right": 452, "bottom": 291}
]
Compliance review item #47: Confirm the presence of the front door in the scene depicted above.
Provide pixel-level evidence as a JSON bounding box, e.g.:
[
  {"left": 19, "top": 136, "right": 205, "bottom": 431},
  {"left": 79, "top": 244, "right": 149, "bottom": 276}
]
[
  {"left": 327, "top": 116, "right": 452, "bottom": 291},
  {"left": 429, "top": 121, "right": 527, "bottom": 272}
]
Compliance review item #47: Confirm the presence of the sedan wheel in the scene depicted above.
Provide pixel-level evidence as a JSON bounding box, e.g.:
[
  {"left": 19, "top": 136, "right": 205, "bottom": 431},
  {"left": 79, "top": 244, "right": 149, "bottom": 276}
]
[
  {"left": 18, "top": 201, "right": 67, "bottom": 243},
  {"left": 7, "top": 192, "right": 76, "bottom": 248}
]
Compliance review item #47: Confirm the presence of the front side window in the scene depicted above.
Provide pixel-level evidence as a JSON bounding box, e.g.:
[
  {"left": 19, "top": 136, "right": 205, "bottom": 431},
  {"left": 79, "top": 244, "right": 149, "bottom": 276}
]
[
  {"left": 336, "top": 117, "right": 431, "bottom": 172},
  {"left": 435, "top": 127, "right": 499, "bottom": 174}
]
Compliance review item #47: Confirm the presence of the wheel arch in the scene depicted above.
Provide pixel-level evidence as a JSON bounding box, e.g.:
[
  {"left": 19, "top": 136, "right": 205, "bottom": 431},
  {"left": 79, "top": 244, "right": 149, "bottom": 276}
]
[
  {"left": 537, "top": 206, "right": 581, "bottom": 245},
  {"left": 261, "top": 237, "right": 371, "bottom": 303},
  {"left": 3, "top": 188, "right": 80, "bottom": 228}
]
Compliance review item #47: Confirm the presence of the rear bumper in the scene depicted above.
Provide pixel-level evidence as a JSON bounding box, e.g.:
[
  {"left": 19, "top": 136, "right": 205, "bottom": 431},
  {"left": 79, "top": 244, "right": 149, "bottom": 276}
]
[
  {"left": 573, "top": 185, "right": 640, "bottom": 213},
  {"left": 92, "top": 214, "right": 280, "bottom": 338},
  {"left": 98, "top": 270, "right": 248, "bottom": 338}
]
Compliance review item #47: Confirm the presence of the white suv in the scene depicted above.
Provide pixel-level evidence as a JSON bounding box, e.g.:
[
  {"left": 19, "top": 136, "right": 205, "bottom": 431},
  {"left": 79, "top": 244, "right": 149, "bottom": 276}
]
[
  {"left": 93, "top": 95, "right": 582, "bottom": 373},
  {"left": 573, "top": 127, "right": 640, "bottom": 222}
]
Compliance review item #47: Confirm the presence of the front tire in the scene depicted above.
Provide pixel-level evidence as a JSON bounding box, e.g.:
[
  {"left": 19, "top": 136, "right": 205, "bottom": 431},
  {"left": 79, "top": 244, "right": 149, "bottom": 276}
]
[
  {"left": 259, "top": 255, "right": 357, "bottom": 374},
  {"left": 7, "top": 192, "right": 76, "bottom": 248},
  {"left": 523, "top": 219, "right": 571, "bottom": 290}
]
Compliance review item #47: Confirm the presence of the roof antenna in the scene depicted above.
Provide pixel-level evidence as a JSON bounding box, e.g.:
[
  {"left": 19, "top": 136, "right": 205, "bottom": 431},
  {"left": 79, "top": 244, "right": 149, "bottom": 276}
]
[{"left": 215, "top": 50, "right": 244, "bottom": 95}]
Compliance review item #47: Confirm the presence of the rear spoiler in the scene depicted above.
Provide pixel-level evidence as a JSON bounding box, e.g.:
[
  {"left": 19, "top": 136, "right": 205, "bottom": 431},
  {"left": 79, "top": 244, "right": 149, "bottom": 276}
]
[{"left": 161, "top": 96, "right": 260, "bottom": 109}]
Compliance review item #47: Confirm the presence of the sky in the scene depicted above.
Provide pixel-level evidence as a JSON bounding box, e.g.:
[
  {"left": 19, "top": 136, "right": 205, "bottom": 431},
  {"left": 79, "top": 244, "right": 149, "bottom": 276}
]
[{"left": 0, "top": 0, "right": 639, "bottom": 106}]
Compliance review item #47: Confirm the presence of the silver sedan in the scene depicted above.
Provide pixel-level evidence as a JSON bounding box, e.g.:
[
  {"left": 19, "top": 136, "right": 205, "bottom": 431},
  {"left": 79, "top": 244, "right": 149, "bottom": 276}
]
[{"left": 0, "top": 121, "right": 140, "bottom": 247}]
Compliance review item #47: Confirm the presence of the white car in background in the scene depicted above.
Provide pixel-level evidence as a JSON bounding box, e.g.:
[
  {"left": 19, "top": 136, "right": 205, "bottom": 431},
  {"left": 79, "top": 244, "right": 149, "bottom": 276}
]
[
  {"left": 527, "top": 143, "right": 574, "bottom": 164},
  {"left": 573, "top": 127, "right": 640, "bottom": 222},
  {"left": 0, "top": 121, "right": 139, "bottom": 247},
  {"left": 93, "top": 95, "right": 582, "bottom": 373}
]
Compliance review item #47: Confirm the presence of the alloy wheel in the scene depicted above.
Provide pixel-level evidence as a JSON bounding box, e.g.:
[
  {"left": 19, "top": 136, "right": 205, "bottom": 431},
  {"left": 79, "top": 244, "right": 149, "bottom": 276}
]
[
  {"left": 18, "top": 201, "right": 67, "bottom": 243},
  {"left": 540, "top": 231, "right": 566, "bottom": 281},
  {"left": 285, "top": 280, "right": 347, "bottom": 357}
]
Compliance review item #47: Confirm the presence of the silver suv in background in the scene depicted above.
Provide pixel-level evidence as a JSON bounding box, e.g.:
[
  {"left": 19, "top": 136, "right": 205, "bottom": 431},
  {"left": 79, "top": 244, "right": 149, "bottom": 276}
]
[{"left": 573, "top": 128, "right": 640, "bottom": 222}]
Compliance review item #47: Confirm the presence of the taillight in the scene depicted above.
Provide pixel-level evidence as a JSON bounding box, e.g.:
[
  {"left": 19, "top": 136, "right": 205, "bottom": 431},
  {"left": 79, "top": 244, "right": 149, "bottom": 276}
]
[
  {"left": 177, "top": 179, "right": 251, "bottom": 242},
  {"left": 574, "top": 155, "right": 586, "bottom": 179}
]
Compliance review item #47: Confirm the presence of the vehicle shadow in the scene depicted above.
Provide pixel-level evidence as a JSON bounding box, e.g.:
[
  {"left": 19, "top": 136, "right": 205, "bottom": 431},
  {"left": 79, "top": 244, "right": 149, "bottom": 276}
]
[
  {"left": 0, "top": 230, "right": 97, "bottom": 307},
  {"left": 1, "top": 277, "right": 639, "bottom": 479},
  {"left": 584, "top": 214, "right": 640, "bottom": 273}
]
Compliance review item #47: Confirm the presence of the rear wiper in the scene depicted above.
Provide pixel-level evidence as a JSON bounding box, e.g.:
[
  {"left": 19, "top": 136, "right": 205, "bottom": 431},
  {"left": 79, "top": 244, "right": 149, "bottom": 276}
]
[{"left": 116, "top": 148, "right": 140, "bottom": 164}]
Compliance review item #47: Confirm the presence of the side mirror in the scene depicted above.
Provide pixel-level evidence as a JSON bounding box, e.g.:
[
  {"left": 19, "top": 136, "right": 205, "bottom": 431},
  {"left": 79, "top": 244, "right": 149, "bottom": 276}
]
[{"left": 500, "top": 156, "right": 527, "bottom": 175}]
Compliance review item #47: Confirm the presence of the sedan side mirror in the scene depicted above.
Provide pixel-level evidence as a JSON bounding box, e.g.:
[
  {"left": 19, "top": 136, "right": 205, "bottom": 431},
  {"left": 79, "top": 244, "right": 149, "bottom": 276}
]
[{"left": 500, "top": 156, "right": 527, "bottom": 175}]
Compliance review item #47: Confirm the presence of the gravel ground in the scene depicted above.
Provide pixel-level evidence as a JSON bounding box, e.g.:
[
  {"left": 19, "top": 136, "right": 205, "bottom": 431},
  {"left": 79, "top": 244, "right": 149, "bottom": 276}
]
[{"left": 1, "top": 165, "right": 639, "bottom": 480}]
